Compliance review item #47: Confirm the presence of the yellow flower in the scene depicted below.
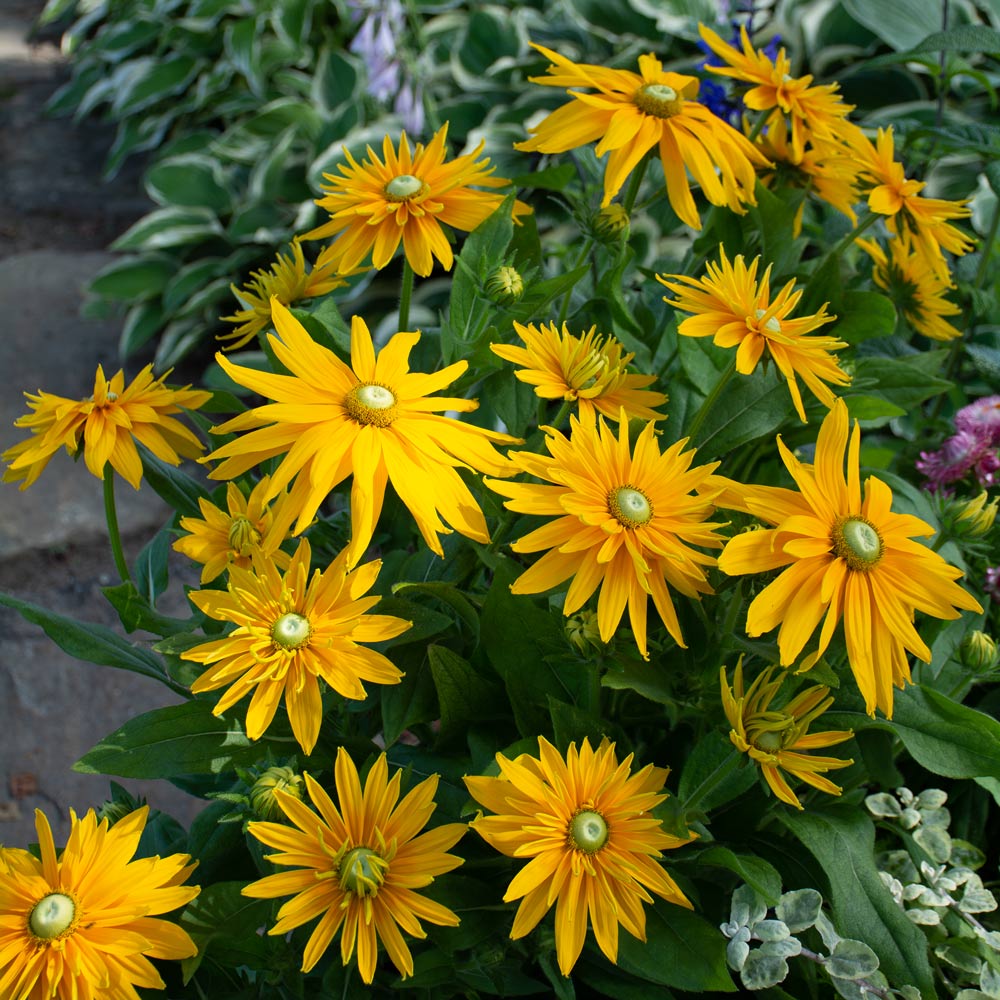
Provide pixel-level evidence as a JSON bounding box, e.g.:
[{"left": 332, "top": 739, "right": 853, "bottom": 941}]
[
  {"left": 206, "top": 298, "right": 519, "bottom": 568},
  {"left": 490, "top": 321, "right": 667, "bottom": 423},
  {"left": 0, "top": 806, "right": 198, "bottom": 1000},
  {"left": 173, "top": 474, "right": 294, "bottom": 584},
  {"left": 182, "top": 537, "right": 409, "bottom": 754},
  {"left": 219, "top": 240, "right": 357, "bottom": 351},
  {"left": 514, "top": 43, "right": 767, "bottom": 229},
  {"left": 486, "top": 414, "right": 726, "bottom": 659},
  {"left": 858, "top": 237, "right": 962, "bottom": 341},
  {"left": 753, "top": 115, "right": 859, "bottom": 236},
  {"left": 717, "top": 399, "right": 983, "bottom": 717},
  {"left": 657, "top": 245, "right": 849, "bottom": 422},
  {"left": 721, "top": 659, "right": 854, "bottom": 810},
  {"left": 243, "top": 748, "right": 465, "bottom": 983},
  {"left": 3, "top": 364, "right": 210, "bottom": 490},
  {"left": 857, "top": 128, "right": 973, "bottom": 276},
  {"left": 303, "top": 123, "right": 528, "bottom": 277},
  {"left": 698, "top": 23, "right": 855, "bottom": 162},
  {"left": 464, "top": 736, "right": 693, "bottom": 977}
]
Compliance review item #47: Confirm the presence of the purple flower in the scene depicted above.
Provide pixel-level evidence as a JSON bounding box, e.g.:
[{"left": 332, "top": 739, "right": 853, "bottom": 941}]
[
  {"left": 985, "top": 566, "right": 1000, "bottom": 604},
  {"left": 956, "top": 395, "right": 1000, "bottom": 448},
  {"left": 917, "top": 429, "right": 996, "bottom": 492}
]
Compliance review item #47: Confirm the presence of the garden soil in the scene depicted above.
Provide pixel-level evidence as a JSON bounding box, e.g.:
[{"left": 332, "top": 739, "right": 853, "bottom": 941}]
[{"left": 0, "top": 1, "right": 204, "bottom": 846}]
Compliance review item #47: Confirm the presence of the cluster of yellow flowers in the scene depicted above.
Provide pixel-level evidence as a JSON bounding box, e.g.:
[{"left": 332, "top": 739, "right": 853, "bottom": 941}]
[{"left": 0, "top": 23, "right": 984, "bottom": 995}]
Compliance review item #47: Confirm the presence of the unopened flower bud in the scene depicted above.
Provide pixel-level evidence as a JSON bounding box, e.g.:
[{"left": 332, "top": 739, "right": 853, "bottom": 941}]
[
  {"left": 566, "top": 609, "right": 603, "bottom": 653},
  {"left": 956, "top": 491, "right": 998, "bottom": 536},
  {"left": 249, "top": 766, "right": 305, "bottom": 821},
  {"left": 593, "top": 203, "right": 629, "bottom": 242},
  {"left": 486, "top": 266, "right": 524, "bottom": 304},
  {"left": 97, "top": 798, "right": 135, "bottom": 825},
  {"left": 960, "top": 630, "right": 997, "bottom": 672}
]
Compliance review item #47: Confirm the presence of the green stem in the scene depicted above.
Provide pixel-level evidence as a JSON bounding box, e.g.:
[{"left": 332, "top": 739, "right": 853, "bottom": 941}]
[
  {"left": 556, "top": 239, "right": 593, "bottom": 327},
  {"left": 586, "top": 660, "right": 603, "bottom": 716},
  {"left": 103, "top": 467, "right": 131, "bottom": 584},
  {"left": 682, "top": 748, "right": 744, "bottom": 815},
  {"left": 745, "top": 112, "right": 769, "bottom": 144},
  {"left": 622, "top": 153, "right": 651, "bottom": 215},
  {"left": 546, "top": 399, "right": 574, "bottom": 433},
  {"left": 398, "top": 259, "right": 415, "bottom": 331},
  {"left": 686, "top": 358, "right": 738, "bottom": 445},
  {"left": 816, "top": 210, "right": 880, "bottom": 269}
]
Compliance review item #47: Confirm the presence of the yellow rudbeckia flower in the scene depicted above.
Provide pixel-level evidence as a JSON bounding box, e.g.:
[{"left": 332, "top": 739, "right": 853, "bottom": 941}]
[
  {"left": 0, "top": 806, "right": 198, "bottom": 1000},
  {"left": 515, "top": 43, "right": 768, "bottom": 229},
  {"left": 717, "top": 399, "right": 982, "bottom": 717},
  {"left": 465, "top": 736, "right": 694, "bottom": 976},
  {"left": 244, "top": 749, "right": 466, "bottom": 983}
]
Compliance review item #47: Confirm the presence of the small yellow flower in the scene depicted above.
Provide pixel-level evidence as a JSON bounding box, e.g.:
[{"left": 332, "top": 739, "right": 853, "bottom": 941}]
[
  {"left": 244, "top": 749, "right": 466, "bottom": 983},
  {"left": 3, "top": 364, "right": 210, "bottom": 490},
  {"left": 486, "top": 414, "right": 726, "bottom": 659},
  {"left": 721, "top": 659, "right": 854, "bottom": 809},
  {"left": 490, "top": 321, "right": 666, "bottom": 423},
  {"left": 173, "top": 474, "right": 293, "bottom": 584},
  {"left": 515, "top": 43, "right": 768, "bottom": 229},
  {"left": 858, "top": 237, "right": 962, "bottom": 342},
  {"left": 465, "top": 736, "right": 694, "bottom": 976},
  {"left": 303, "top": 123, "right": 529, "bottom": 277},
  {"left": 219, "top": 240, "right": 357, "bottom": 351},
  {"left": 182, "top": 538, "right": 409, "bottom": 754},
  {"left": 698, "top": 23, "right": 856, "bottom": 162},
  {"left": 856, "top": 128, "right": 973, "bottom": 277},
  {"left": 717, "top": 399, "right": 983, "bottom": 717},
  {"left": 206, "top": 299, "right": 520, "bottom": 568},
  {"left": 0, "top": 806, "right": 199, "bottom": 1000},
  {"left": 658, "top": 246, "right": 848, "bottom": 422}
]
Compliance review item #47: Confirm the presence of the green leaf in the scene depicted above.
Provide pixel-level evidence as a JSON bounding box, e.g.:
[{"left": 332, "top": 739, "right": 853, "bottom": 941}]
[
  {"left": 428, "top": 645, "right": 506, "bottom": 745},
  {"left": 826, "top": 684, "right": 1000, "bottom": 781},
  {"left": 90, "top": 254, "right": 177, "bottom": 301},
  {"left": 617, "top": 900, "right": 736, "bottom": 992},
  {"left": 697, "top": 846, "right": 782, "bottom": 905},
  {"left": 392, "top": 582, "right": 481, "bottom": 641},
  {"left": 311, "top": 47, "right": 358, "bottom": 112},
  {"left": 119, "top": 301, "right": 164, "bottom": 357},
  {"left": 135, "top": 526, "right": 172, "bottom": 604},
  {"left": 380, "top": 646, "right": 437, "bottom": 746},
  {"left": 179, "top": 881, "right": 277, "bottom": 983},
  {"left": 850, "top": 355, "right": 952, "bottom": 411},
  {"left": 373, "top": 597, "right": 452, "bottom": 648},
  {"left": 0, "top": 591, "right": 174, "bottom": 688},
  {"left": 75, "top": 700, "right": 292, "bottom": 779},
  {"left": 111, "top": 206, "right": 222, "bottom": 252},
  {"left": 481, "top": 368, "right": 536, "bottom": 439},
  {"left": 102, "top": 582, "right": 190, "bottom": 637},
  {"left": 827, "top": 938, "right": 881, "bottom": 980},
  {"left": 601, "top": 655, "right": 674, "bottom": 706},
  {"left": 842, "top": 0, "right": 946, "bottom": 51},
  {"left": 480, "top": 558, "right": 578, "bottom": 738},
  {"left": 145, "top": 154, "right": 232, "bottom": 212},
  {"left": 110, "top": 54, "right": 200, "bottom": 116},
  {"left": 780, "top": 807, "right": 936, "bottom": 997},
  {"left": 139, "top": 450, "right": 209, "bottom": 517},
  {"left": 547, "top": 695, "right": 612, "bottom": 751},
  {"left": 775, "top": 888, "right": 823, "bottom": 933},
  {"left": 912, "top": 26, "right": 1000, "bottom": 54},
  {"left": 677, "top": 732, "right": 756, "bottom": 814},
  {"left": 831, "top": 291, "right": 897, "bottom": 344},
  {"left": 692, "top": 366, "right": 791, "bottom": 458},
  {"left": 741, "top": 950, "right": 789, "bottom": 990}
]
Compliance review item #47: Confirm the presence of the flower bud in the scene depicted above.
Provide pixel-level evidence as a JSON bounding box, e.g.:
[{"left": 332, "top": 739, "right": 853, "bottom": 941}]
[
  {"left": 486, "top": 265, "right": 524, "bottom": 304},
  {"left": 566, "top": 609, "right": 603, "bottom": 653},
  {"left": 593, "top": 203, "right": 629, "bottom": 242},
  {"left": 960, "top": 630, "right": 997, "bottom": 672},
  {"left": 956, "top": 491, "right": 998, "bottom": 536},
  {"left": 249, "top": 766, "right": 305, "bottom": 821}
]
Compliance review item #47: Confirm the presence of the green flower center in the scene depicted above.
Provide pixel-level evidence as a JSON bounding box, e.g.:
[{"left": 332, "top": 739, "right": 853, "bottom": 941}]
[
  {"left": 272, "top": 612, "right": 311, "bottom": 650},
  {"left": 569, "top": 810, "right": 609, "bottom": 853},
  {"left": 228, "top": 516, "right": 262, "bottom": 556},
  {"left": 384, "top": 174, "right": 426, "bottom": 201},
  {"left": 29, "top": 893, "right": 76, "bottom": 940},
  {"left": 608, "top": 485, "right": 653, "bottom": 528},
  {"left": 833, "top": 516, "right": 883, "bottom": 571},
  {"left": 339, "top": 847, "right": 389, "bottom": 897},
  {"left": 633, "top": 83, "right": 683, "bottom": 118},
  {"left": 754, "top": 308, "right": 782, "bottom": 334},
  {"left": 344, "top": 383, "right": 399, "bottom": 427}
]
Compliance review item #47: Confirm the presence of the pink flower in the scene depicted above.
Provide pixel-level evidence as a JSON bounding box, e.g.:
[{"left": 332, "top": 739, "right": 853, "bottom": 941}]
[
  {"left": 917, "top": 429, "right": 995, "bottom": 491},
  {"left": 956, "top": 395, "right": 1000, "bottom": 447}
]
